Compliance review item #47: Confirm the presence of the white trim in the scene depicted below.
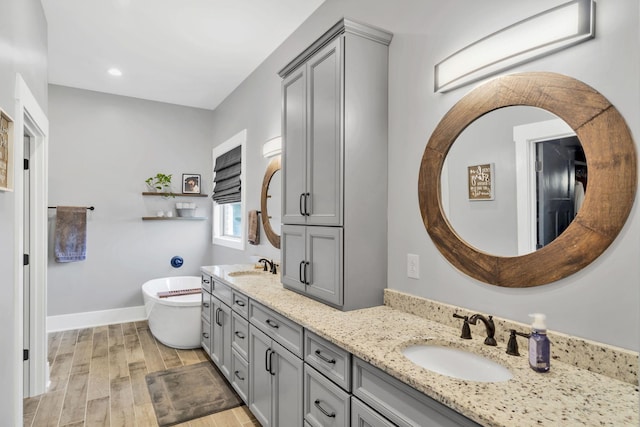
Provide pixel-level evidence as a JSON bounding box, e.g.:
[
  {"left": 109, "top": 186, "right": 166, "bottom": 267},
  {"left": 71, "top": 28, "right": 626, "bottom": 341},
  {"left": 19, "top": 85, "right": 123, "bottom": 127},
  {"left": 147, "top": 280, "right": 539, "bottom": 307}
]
[
  {"left": 514, "top": 118, "right": 574, "bottom": 254},
  {"left": 212, "top": 129, "right": 247, "bottom": 250},
  {"left": 14, "top": 73, "right": 49, "bottom": 415},
  {"left": 47, "top": 306, "right": 147, "bottom": 333}
]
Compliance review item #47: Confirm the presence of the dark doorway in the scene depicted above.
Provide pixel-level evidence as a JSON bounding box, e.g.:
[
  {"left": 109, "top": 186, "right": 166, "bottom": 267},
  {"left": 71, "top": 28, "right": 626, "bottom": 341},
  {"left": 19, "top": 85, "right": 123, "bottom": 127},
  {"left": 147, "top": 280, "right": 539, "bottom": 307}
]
[{"left": 536, "top": 136, "right": 586, "bottom": 249}]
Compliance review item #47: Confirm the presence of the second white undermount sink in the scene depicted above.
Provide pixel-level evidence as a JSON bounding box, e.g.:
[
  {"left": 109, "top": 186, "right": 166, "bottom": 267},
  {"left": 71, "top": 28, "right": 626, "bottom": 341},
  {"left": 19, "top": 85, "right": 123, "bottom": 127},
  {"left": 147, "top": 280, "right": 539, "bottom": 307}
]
[{"left": 402, "top": 344, "right": 513, "bottom": 383}]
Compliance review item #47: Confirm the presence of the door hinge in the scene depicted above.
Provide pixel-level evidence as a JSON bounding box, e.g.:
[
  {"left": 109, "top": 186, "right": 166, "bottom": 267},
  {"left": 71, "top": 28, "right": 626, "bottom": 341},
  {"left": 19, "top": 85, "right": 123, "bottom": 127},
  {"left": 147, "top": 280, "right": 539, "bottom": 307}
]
[
  {"left": 23, "top": 349, "right": 29, "bottom": 361},
  {"left": 24, "top": 158, "right": 29, "bottom": 170},
  {"left": 23, "top": 254, "right": 29, "bottom": 266}
]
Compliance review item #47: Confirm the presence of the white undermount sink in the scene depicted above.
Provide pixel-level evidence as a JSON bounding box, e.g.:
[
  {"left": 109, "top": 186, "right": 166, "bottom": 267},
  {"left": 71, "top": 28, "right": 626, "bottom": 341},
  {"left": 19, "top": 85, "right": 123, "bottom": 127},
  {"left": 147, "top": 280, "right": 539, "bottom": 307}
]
[{"left": 402, "top": 344, "right": 513, "bottom": 383}]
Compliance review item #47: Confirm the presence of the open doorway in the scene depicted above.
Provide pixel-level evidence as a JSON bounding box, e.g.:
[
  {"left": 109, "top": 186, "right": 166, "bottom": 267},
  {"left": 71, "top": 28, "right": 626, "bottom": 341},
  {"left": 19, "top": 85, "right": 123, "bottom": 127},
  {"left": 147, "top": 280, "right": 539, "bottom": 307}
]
[
  {"left": 15, "top": 74, "right": 49, "bottom": 412},
  {"left": 535, "top": 135, "right": 585, "bottom": 249},
  {"left": 514, "top": 118, "right": 578, "bottom": 254}
]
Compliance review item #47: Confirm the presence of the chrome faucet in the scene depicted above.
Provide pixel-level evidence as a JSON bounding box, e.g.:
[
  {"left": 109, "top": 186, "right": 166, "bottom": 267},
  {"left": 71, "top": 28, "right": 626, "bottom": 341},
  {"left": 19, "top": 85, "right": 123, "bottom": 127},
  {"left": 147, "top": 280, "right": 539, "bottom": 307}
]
[
  {"left": 468, "top": 313, "right": 497, "bottom": 346},
  {"left": 258, "top": 258, "right": 277, "bottom": 274}
]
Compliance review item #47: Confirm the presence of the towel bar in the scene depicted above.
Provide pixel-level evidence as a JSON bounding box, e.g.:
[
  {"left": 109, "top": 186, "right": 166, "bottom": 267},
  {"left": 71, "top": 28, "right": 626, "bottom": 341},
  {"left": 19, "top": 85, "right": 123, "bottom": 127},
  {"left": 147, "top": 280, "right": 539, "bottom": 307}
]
[{"left": 49, "top": 206, "right": 95, "bottom": 210}]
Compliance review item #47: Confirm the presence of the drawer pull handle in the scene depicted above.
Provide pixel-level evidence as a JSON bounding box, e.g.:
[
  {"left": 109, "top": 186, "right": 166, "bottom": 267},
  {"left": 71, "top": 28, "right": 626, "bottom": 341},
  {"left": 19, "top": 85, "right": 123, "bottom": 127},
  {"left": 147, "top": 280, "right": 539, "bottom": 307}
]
[
  {"left": 314, "top": 349, "right": 336, "bottom": 364},
  {"left": 202, "top": 279, "right": 210, "bottom": 284},
  {"left": 202, "top": 332, "right": 209, "bottom": 339},
  {"left": 265, "top": 319, "right": 279, "bottom": 329},
  {"left": 234, "top": 370, "right": 245, "bottom": 381},
  {"left": 314, "top": 399, "right": 336, "bottom": 418},
  {"left": 203, "top": 302, "right": 210, "bottom": 308},
  {"left": 235, "top": 299, "right": 246, "bottom": 307},
  {"left": 234, "top": 331, "right": 245, "bottom": 339},
  {"left": 299, "top": 193, "right": 305, "bottom": 216}
]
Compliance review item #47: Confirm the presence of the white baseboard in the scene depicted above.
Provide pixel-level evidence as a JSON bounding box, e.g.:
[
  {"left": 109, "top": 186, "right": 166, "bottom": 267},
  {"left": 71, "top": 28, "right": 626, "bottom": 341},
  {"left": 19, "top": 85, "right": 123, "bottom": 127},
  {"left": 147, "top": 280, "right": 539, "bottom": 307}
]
[{"left": 47, "top": 305, "right": 147, "bottom": 332}]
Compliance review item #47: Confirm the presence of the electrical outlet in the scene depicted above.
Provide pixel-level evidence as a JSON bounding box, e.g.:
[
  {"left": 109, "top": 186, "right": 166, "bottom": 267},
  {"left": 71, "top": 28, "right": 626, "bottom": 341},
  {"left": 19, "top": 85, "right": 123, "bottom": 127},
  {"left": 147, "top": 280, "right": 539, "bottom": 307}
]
[{"left": 407, "top": 253, "right": 419, "bottom": 279}]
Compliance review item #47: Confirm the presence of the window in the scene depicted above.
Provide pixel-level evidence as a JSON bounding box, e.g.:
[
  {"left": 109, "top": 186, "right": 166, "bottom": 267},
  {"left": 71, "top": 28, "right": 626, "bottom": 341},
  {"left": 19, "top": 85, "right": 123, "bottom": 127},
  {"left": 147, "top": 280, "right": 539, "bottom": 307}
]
[{"left": 212, "top": 130, "right": 246, "bottom": 250}]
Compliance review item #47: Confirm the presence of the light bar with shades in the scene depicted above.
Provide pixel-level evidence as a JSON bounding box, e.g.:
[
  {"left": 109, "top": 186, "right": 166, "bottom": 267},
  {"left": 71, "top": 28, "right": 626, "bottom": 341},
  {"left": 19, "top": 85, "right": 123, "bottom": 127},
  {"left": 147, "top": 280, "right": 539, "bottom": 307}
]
[{"left": 434, "top": 0, "right": 595, "bottom": 93}]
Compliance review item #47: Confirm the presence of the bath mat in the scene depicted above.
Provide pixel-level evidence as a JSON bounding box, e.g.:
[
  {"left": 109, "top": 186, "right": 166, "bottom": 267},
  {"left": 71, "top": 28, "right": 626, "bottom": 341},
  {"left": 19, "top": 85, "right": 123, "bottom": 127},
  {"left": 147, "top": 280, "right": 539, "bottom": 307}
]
[{"left": 146, "top": 361, "right": 242, "bottom": 426}]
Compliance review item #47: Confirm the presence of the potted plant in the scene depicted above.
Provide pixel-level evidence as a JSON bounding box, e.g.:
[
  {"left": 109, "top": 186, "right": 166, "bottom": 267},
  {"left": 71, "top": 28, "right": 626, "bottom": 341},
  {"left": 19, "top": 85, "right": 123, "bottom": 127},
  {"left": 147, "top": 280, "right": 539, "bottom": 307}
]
[{"left": 145, "top": 173, "right": 174, "bottom": 196}]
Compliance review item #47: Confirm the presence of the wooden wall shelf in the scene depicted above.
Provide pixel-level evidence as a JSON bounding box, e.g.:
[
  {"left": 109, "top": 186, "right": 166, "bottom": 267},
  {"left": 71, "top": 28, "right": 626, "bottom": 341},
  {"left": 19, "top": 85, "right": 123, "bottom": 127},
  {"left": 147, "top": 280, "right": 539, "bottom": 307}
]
[
  {"left": 142, "top": 192, "right": 207, "bottom": 197},
  {"left": 142, "top": 216, "right": 207, "bottom": 221}
]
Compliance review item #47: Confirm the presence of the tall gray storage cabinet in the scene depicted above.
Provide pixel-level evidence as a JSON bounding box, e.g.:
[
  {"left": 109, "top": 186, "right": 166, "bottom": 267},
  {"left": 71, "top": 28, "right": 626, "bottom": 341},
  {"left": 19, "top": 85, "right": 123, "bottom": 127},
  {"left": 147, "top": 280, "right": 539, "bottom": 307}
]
[{"left": 279, "top": 19, "right": 392, "bottom": 310}]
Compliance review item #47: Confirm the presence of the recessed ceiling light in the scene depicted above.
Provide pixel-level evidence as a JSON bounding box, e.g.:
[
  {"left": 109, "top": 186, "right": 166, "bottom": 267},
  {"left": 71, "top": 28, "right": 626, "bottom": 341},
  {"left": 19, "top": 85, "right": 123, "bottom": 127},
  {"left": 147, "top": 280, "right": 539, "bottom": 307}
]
[{"left": 108, "top": 67, "right": 122, "bottom": 77}]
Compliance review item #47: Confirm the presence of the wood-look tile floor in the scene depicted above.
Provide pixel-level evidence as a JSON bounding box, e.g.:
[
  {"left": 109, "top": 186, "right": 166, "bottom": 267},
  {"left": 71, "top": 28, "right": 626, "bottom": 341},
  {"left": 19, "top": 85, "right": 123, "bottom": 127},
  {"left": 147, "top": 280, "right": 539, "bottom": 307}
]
[{"left": 23, "top": 321, "right": 261, "bottom": 427}]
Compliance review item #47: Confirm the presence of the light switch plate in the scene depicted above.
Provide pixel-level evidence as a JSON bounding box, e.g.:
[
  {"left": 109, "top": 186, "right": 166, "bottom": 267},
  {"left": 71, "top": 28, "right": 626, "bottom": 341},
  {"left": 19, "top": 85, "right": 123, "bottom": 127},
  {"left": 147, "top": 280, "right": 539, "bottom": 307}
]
[{"left": 407, "top": 254, "right": 419, "bottom": 279}]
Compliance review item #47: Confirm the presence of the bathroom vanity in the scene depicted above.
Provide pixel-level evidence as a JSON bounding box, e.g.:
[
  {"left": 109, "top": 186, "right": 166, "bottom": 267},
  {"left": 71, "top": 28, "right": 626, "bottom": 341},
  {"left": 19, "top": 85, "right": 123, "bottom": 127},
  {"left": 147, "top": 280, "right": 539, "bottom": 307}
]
[{"left": 201, "top": 264, "right": 639, "bottom": 427}]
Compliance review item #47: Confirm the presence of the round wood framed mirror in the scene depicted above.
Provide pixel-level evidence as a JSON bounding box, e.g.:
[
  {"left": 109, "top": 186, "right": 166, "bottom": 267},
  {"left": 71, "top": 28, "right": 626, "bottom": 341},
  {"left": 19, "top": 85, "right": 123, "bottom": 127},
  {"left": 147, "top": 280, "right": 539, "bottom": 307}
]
[
  {"left": 261, "top": 156, "right": 281, "bottom": 248},
  {"left": 418, "top": 72, "right": 637, "bottom": 287}
]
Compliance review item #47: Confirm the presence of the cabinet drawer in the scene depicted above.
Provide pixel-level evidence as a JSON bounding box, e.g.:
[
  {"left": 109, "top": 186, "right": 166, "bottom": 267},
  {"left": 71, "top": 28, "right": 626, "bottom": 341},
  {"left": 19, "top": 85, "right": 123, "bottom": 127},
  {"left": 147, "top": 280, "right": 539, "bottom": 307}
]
[
  {"left": 351, "top": 396, "right": 394, "bottom": 427},
  {"left": 201, "top": 317, "right": 211, "bottom": 356},
  {"left": 212, "top": 279, "right": 233, "bottom": 306},
  {"left": 231, "top": 348, "right": 249, "bottom": 403},
  {"left": 249, "top": 300, "right": 303, "bottom": 357},
  {"left": 304, "top": 330, "right": 351, "bottom": 392},
  {"left": 231, "top": 311, "right": 249, "bottom": 360},
  {"left": 232, "top": 291, "right": 249, "bottom": 319},
  {"left": 352, "top": 357, "right": 480, "bottom": 427},
  {"left": 304, "top": 364, "right": 350, "bottom": 427},
  {"left": 201, "top": 291, "right": 212, "bottom": 323},
  {"left": 201, "top": 274, "right": 212, "bottom": 294}
]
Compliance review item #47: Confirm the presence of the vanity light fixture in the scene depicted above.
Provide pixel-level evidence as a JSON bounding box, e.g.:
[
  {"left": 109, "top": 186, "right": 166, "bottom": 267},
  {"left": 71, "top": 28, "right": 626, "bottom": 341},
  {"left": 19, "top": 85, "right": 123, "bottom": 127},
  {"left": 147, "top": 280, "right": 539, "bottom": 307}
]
[
  {"left": 107, "top": 67, "right": 123, "bottom": 77},
  {"left": 262, "top": 136, "right": 282, "bottom": 158},
  {"left": 434, "top": 0, "right": 595, "bottom": 93}
]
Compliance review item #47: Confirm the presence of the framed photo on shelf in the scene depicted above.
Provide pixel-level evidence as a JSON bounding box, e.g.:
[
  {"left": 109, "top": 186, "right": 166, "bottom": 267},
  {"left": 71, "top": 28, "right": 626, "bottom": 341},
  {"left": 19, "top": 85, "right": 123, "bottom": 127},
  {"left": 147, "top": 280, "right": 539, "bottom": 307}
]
[{"left": 182, "top": 173, "right": 201, "bottom": 194}]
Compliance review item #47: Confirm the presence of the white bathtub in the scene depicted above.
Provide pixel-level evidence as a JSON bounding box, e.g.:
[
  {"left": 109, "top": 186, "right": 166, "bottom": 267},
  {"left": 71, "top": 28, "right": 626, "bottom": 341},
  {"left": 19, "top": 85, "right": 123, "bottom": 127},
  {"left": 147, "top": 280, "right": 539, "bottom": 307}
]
[{"left": 141, "top": 276, "right": 202, "bottom": 349}]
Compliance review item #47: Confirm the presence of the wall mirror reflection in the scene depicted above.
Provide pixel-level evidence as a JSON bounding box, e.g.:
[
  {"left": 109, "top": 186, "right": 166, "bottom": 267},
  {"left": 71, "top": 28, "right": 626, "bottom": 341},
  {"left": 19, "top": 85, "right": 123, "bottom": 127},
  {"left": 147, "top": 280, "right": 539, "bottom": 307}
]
[
  {"left": 442, "top": 106, "right": 587, "bottom": 256},
  {"left": 261, "top": 156, "right": 281, "bottom": 248}
]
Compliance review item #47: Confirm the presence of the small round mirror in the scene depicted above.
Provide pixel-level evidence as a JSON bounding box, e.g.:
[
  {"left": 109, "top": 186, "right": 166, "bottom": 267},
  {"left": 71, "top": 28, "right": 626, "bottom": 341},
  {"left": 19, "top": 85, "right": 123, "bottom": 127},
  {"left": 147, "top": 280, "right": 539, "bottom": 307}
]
[{"left": 261, "top": 156, "right": 281, "bottom": 248}]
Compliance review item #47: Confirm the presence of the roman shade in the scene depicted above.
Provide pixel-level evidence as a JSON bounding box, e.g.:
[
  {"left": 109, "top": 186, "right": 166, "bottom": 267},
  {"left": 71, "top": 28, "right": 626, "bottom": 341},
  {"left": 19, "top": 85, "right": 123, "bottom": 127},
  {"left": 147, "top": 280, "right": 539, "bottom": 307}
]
[{"left": 212, "top": 145, "right": 241, "bottom": 204}]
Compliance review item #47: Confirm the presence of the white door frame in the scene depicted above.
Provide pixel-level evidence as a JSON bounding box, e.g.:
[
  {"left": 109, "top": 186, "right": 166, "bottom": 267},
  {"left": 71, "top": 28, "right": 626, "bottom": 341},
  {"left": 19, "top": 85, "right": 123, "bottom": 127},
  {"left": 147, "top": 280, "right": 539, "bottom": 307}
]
[
  {"left": 513, "top": 118, "right": 574, "bottom": 254},
  {"left": 14, "top": 73, "right": 49, "bottom": 414}
]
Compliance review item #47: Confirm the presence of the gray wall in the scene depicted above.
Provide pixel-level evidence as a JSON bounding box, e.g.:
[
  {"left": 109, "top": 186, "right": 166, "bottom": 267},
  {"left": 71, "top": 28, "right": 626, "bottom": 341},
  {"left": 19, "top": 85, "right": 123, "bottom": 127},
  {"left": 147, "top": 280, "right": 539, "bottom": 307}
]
[
  {"left": 47, "top": 85, "right": 215, "bottom": 314},
  {"left": 0, "top": 0, "right": 48, "bottom": 421},
  {"left": 207, "top": 0, "right": 640, "bottom": 350}
]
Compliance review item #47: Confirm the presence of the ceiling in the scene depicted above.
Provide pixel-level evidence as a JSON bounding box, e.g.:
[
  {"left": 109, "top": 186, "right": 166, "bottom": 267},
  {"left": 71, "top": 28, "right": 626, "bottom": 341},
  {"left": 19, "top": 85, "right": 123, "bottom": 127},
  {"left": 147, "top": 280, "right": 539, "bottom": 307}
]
[{"left": 41, "top": 0, "right": 325, "bottom": 110}]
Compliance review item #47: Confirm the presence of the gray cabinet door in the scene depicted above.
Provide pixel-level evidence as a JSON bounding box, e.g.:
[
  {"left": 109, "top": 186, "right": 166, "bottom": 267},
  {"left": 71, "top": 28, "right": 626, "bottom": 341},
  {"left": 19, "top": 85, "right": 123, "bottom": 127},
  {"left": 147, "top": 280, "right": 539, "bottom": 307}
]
[
  {"left": 211, "top": 297, "right": 231, "bottom": 380},
  {"left": 281, "top": 224, "right": 306, "bottom": 292},
  {"left": 272, "top": 340, "right": 304, "bottom": 427},
  {"left": 306, "top": 37, "right": 343, "bottom": 227},
  {"left": 282, "top": 225, "right": 343, "bottom": 307},
  {"left": 306, "top": 226, "right": 342, "bottom": 306},
  {"left": 282, "top": 67, "right": 307, "bottom": 225},
  {"left": 249, "top": 325, "right": 272, "bottom": 427},
  {"left": 248, "top": 325, "right": 304, "bottom": 427}
]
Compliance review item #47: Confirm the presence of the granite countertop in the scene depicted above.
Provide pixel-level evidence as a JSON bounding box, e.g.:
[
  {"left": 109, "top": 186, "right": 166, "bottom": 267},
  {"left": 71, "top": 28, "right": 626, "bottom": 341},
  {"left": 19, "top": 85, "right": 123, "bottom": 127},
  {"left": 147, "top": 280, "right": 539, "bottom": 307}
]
[{"left": 201, "top": 264, "right": 640, "bottom": 427}]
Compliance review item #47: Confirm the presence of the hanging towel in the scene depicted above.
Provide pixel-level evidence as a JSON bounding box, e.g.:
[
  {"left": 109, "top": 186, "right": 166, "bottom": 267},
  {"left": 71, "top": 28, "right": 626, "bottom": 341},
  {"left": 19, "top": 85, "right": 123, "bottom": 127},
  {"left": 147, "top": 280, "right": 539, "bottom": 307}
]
[
  {"left": 54, "top": 206, "right": 88, "bottom": 262},
  {"left": 248, "top": 210, "right": 260, "bottom": 245}
]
